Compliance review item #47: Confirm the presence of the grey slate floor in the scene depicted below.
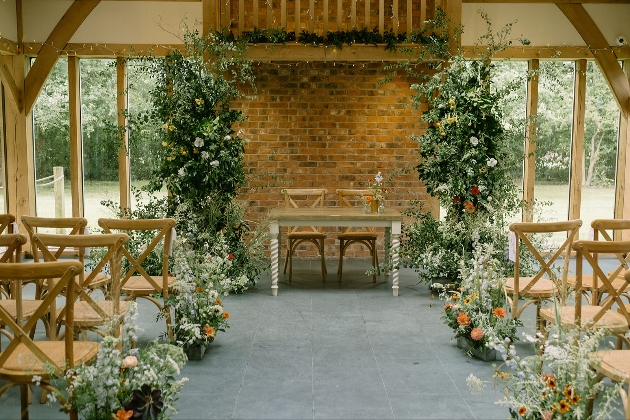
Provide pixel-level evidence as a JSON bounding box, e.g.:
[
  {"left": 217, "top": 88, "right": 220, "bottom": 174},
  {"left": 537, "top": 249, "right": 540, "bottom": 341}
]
[{"left": 0, "top": 258, "right": 623, "bottom": 419}]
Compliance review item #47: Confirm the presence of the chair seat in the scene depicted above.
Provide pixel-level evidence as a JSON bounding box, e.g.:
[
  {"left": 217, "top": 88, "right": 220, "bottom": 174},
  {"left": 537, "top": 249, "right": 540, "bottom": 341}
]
[
  {"left": 0, "top": 300, "right": 46, "bottom": 318},
  {"left": 540, "top": 305, "right": 629, "bottom": 333},
  {"left": 338, "top": 232, "right": 378, "bottom": 240},
  {"left": 62, "top": 300, "right": 130, "bottom": 327},
  {"left": 43, "top": 272, "right": 110, "bottom": 289},
  {"left": 122, "top": 275, "right": 176, "bottom": 295},
  {"left": 590, "top": 350, "right": 630, "bottom": 384},
  {"left": 0, "top": 341, "right": 99, "bottom": 378},
  {"left": 567, "top": 274, "right": 628, "bottom": 292},
  {"left": 504, "top": 277, "right": 555, "bottom": 298}
]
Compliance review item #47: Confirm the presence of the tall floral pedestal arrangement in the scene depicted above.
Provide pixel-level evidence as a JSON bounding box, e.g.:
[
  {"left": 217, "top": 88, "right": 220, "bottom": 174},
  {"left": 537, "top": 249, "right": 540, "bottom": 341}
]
[{"left": 400, "top": 13, "right": 530, "bottom": 285}]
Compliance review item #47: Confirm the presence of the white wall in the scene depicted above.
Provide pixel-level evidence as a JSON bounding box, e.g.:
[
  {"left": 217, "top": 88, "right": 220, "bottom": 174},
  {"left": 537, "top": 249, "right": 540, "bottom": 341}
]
[
  {"left": 460, "top": 3, "right": 630, "bottom": 47},
  {"left": 0, "top": 0, "right": 18, "bottom": 42},
  {"left": 12, "top": 1, "right": 630, "bottom": 47},
  {"left": 22, "top": 1, "right": 200, "bottom": 45}
]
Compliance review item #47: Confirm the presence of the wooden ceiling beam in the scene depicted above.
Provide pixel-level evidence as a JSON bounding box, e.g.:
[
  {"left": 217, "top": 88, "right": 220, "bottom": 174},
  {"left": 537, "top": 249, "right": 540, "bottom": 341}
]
[
  {"left": 557, "top": 3, "right": 629, "bottom": 118},
  {"left": 466, "top": 0, "right": 630, "bottom": 3},
  {"left": 0, "top": 38, "right": 20, "bottom": 55},
  {"left": 0, "top": 54, "right": 22, "bottom": 113},
  {"left": 23, "top": 0, "right": 101, "bottom": 115}
]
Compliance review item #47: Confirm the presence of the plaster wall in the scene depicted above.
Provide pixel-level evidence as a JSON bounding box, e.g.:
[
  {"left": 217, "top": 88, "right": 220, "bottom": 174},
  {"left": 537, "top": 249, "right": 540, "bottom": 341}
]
[
  {"left": 462, "top": 3, "right": 630, "bottom": 47},
  {"left": 0, "top": 0, "right": 17, "bottom": 42},
  {"left": 9, "top": 1, "right": 630, "bottom": 48}
]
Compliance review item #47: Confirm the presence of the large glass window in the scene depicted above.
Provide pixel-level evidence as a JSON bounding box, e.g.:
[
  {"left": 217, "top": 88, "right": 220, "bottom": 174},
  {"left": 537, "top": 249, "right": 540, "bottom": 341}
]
[
  {"left": 33, "top": 58, "right": 71, "bottom": 230},
  {"left": 492, "top": 60, "right": 528, "bottom": 224},
  {"left": 80, "top": 59, "right": 119, "bottom": 226},
  {"left": 580, "top": 62, "right": 620, "bottom": 239},
  {"left": 128, "top": 60, "right": 165, "bottom": 208},
  {"left": 535, "top": 62, "right": 575, "bottom": 237}
]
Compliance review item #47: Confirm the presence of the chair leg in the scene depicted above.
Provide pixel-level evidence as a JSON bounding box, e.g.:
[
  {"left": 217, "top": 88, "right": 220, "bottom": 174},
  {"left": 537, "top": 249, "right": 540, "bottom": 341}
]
[
  {"left": 371, "top": 240, "right": 378, "bottom": 283},
  {"left": 320, "top": 238, "right": 327, "bottom": 282},
  {"left": 338, "top": 241, "right": 345, "bottom": 282},
  {"left": 20, "top": 384, "right": 29, "bottom": 420},
  {"left": 283, "top": 239, "right": 290, "bottom": 274},
  {"left": 289, "top": 240, "right": 293, "bottom": 282}
]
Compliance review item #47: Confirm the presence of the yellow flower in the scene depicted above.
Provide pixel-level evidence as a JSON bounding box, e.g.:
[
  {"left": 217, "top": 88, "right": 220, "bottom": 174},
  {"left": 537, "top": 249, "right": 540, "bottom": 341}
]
[
  {"left": 434, "top": 122, "right": 441, "bottom": 127},
  {"left": 167, "top": 157, "right": 174, "bottom": 161},
  {"left": 163, "top": 122, "right": 169, "bottom": 130},
  {"left": 193, "top": 148, "right": 199, "bottom": 154},
  {"left": 195, "top": 98, "right": 205, "bottom": 105},
  {"left": 463, "top": 297, "right": 471, "bottom": 304},
  {"left": 168, "top": 124, "right": 175, "bottom": 132},
  {"left": 447, "top": 117, "right": 457, "bottom": 124},
  {"left": 440, "top": 131, "right": 446, "bottom": 137},
  {"left": 180, "top": 147, "right": 187, "bottom": 156},
  {"left": 162, "top": 141, "right": 168, "bottom": 147}
]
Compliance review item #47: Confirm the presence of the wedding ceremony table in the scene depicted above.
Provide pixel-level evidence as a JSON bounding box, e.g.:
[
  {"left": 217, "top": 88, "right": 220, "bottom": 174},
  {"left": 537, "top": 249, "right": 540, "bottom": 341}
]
[{"left": 268, "top": 207, "right": 403, "bottom": 296}]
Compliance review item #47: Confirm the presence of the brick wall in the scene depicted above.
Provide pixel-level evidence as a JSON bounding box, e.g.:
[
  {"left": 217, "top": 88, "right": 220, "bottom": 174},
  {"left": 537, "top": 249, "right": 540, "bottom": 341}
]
[{"left": 234, "top": 61, "right": 430, "bottom": 259}]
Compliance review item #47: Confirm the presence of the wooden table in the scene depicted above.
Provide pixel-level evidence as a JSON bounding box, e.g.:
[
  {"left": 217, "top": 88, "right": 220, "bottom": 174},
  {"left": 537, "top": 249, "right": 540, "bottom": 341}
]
[{"left": 268, "top": 207, "right": 403, "bottom": 296}]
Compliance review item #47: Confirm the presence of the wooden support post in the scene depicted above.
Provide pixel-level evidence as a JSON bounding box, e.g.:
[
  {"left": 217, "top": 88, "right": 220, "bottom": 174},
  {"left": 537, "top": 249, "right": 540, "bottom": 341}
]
[
  {"left": 323, "top": 0, "right": 329, "bottom": 34},
  {"left": 378, "top": 0, "right": 384, "bottom": 34},
  {"left": 337, "top": 0, "right": 343, "bottom": 31},
  {"left": 443, "top": 0, "right": 462, "bottom": 54},
  {"left": 523, "top": 59, "right": 539, "bottom": 222},
  {"left": 407, "top": 0, "right": 413, "bottom": 33},
  {"left": 280, "top": 0, "right": 286, "bottom": 29},
  {"left": 267, "top": 0, "right": 274, "bottom": 29},
  {"left": 240, "top": 0, "right": 245, "bottom": 35},
  {"left": 365, "top": 0, "right": 370, "bottom": 29},
  {"left": 3, "top": 55, "right": 35, "bottom": 234},
  {"left": 617, "top": 60, "right": 630, "bottom": 239},
  {"left": 222, "top": 0, "right": 231, "bottom": 29},
  {"left": 53, "top": 166, "right": 65, "bottom": 229},
  {"left": 569, "top": 59, "right": 586, "bottom": 224},
  {"left": 351, "top": 0, "right": 357, "bottom": 29},
  {"left": 68, "top": 56, "right": 84, "bottom": 219},
  {"left": 254, "top": 0, "right": 259, "bottom": 29},
  {"left": 116, "top": 58, "right": 130, "bottom": 212},
  {"left": 392, "top": 0, "right": 398, "bottom": 34},
  {"left": 308, "top": 0, "right": 314, "bottom": 32},
  {"left": 293, "top": 0, "right": 298, "bottom": 32},
  {"left": 203, "top": 0, "right": 219, "bottom": 36}
]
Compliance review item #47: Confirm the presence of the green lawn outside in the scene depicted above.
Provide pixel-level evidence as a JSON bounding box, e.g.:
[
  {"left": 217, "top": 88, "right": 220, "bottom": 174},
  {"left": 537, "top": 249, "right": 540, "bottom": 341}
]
[{"left": 30, "top": 181, "right": 616, "bottom": 239}]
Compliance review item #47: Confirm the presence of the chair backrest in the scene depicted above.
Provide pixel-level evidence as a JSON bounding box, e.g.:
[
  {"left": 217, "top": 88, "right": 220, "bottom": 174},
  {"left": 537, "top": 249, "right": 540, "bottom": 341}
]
[
  {"left": 97, "top": 218, "right": 176, "bottom": 294},
  {"left": 572, "top": 240, "right": 630, "bottom": 326},
  {"left": 0, "top": 261, "right": 83, "bottom": 376},
  {"left": 22, "top": 215, "right": 88, "bottom": 262},
  {"left": 0, "top": 214, "right": 17, "bottom": 234},
  {"left": 336, "top": 189, "right": 374, "bottom": 234},
  {"left": 0, "top": 234, "right": 27, "bottom": 299},
  {"left": 33, "top": 233, "right": 129, "bottom": 324},
  {"left": 282, "top": 189, "right": 327, "bottom": 234},
  {"left": 510, "top": 220, "right": 582, "bottom": 295}
]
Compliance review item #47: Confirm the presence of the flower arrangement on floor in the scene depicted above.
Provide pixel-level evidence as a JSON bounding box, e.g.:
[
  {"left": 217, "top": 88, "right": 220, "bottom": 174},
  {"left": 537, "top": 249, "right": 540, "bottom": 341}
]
[
  {"left": 439, "top": 243, "right": 522, "bottom": 353},
  {"left": 467, "top": 322, "right": 624, "bottom": 419},
  {"left": 55, "top": 303, "right": 188, "bottom": 420}
]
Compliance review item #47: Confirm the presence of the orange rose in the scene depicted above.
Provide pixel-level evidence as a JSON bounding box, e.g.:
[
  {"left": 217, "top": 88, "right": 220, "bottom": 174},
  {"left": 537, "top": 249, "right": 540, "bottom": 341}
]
[
  {"left": 365, "top": 196, "right": 373, "bottom": 202},
  {"left": 492, "top": 308, "right": 506, "bottom": 318},
  {"left": 456, "top": 312, "right": 471, "bottom": 326},
  {"left": 470, "top": 328, "right": 484, "bottom": 341},
  {"left": 443, "top": 303, "right": 453, "bottom": 311},
  {"left": 115, "top": 409, "right": 133, "bottom": 420},
  {"left": 463, "top": 201, "right": 476, "bottom": 213},
  {"left": 204, "top": 325, "right": 215, "bottom": 338},
  {"left": 222, "top": 312, "right": 230, "bottom": 319},
  {"left": 122, "top": 355, "right": 138, "bottom": 368}
]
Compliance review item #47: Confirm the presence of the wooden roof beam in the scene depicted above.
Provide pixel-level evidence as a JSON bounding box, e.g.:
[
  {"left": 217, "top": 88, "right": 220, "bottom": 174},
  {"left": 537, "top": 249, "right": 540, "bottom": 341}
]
[
  {"left": 23, "top": 0, "right": 100, "bottom": 115},
  {"left": 0, "top": 54, "right": 22, "bottom": 113},
  {"left": 557, "top": 3, "right": 629, "bottom": 117}
]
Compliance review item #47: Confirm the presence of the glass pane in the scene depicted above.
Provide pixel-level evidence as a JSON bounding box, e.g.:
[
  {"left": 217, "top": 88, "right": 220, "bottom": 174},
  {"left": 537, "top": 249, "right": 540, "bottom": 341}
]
[
  {"left": 80, "top": 59, "right": 119, "bottom": 227},
  {"left": 535, "top": 61, "right": 575, "bottom": 242},
  {"left": 492, "top": 60, "right": 528, "bottom": 224},
  {"left": 128, "top": 60, "right": 166, "bottom": 209},
  {"left": 580, "top": 61, "right": 619, "bottom": 239},
  {"left": 33, "top": 58, "right": 71, "bottom": 231}
]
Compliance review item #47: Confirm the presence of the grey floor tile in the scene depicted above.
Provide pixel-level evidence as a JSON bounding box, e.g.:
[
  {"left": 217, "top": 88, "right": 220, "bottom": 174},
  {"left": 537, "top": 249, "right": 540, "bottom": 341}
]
[
  {"left": 388, "top": 393, "right": 476, "bottom": 419},
  {"left": 314, "top": 407, "right": 394, "bottom": 419}
]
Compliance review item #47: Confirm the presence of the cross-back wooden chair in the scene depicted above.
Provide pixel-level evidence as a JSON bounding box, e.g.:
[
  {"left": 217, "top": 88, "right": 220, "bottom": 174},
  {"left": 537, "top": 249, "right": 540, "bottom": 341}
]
[
  {"left": 586, "top": 271, "right": 630, "bottom": 419},
  {"left": 32, "top": 232, "right": 129, "bottom": 339},
  {"left": 0, "top": 234, "right": 42, "bottom": 342},
  {"left": 336, "top": 189, "right": 379, "bottom": 283},
  {"left": 0, "top": 260, "right": 97, "bottom": 420},
  {"left": 0, "top": 213, "right": 18, "bottom": 235},
  {"left": 505, "top": 220, "right": 582, "bottom": 332},
  {"left": 21, "top": 216, "right": 111, "bottom": 298},
  {"left": 282, "top": 189, "right": 328, "bottom": 282},
  {"left": 540, "top": 240, "right": 630, "bottom": 348},
  {"left": 0, "top": 214, "right": 21, "bottom": 298},
  {"left": 566, "top": 219, "right": 630, "bottom": 305},
  {"left": 98, "top": 218, "right": 176, "bottom": 340}
]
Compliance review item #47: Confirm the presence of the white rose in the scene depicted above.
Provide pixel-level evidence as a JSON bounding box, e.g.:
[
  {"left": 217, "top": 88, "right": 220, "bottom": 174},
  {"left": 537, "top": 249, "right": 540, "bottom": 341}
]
[
  {"left": 194, "top": 137, "right": 204, "bottom": 148},
  {"left": 210, "top": 160, "right": 220, "bottom": 167},
  {"left": 178, "top": 168, "right": 186, "bottom": 176},
  {"left": 470, "top": 136, "right": 479, "bottom": 146},
  {"left": 487, "top": 158, "right": 498, "bottom": 167},
  {"left": 201, "top": 151, "right": 210, "bottom": 159}
]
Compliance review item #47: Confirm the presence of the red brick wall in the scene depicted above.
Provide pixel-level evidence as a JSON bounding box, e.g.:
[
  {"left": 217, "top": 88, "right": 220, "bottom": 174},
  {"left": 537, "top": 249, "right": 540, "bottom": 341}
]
[{"left": 235, "top": 61, "right": 429, "bottom": 259}]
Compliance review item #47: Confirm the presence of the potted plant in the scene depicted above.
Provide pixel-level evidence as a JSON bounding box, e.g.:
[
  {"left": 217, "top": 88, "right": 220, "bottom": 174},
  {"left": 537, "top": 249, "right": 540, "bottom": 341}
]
[
  {"left": 439, "top": 243, "right": 522, "bottom": 361},
  {"left": 53, "top": 303, "right": 188, "bottom": 420}
]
